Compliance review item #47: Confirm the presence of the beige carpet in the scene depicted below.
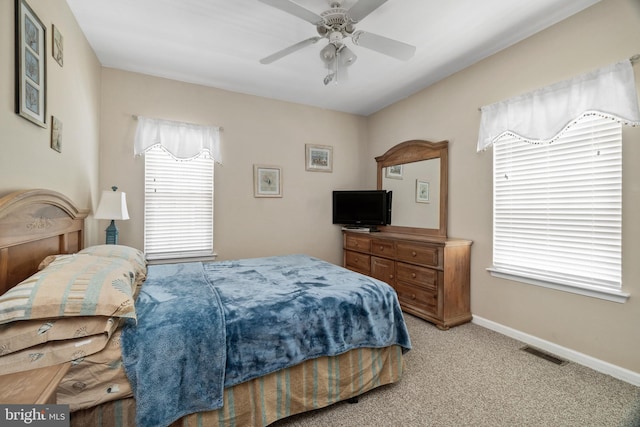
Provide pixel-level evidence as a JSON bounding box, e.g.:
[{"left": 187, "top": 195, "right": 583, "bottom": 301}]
[{"left": 273, "top": 314, "right": 640, "bottom": 427}]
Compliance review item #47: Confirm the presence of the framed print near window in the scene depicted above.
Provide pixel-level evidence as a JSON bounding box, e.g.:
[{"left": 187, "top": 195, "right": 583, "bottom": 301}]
[
  {"left": 305, "top": 144, "right": 333, "bottom": 172},
  {"left": 15, "top": 0, "right": 46, "bottom": 128},
  {"left": 385, "top": 164, "right": 403, "bottom": 179},
  {"left": 416, "top": 180, "right": 430, "bottom": 203},
  {"left": 254, "top": 165, "right": 282, "bottom": 197}
]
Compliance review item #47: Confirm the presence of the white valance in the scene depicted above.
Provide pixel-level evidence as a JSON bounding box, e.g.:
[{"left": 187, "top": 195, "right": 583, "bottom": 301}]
[
  {"left": 134, "top": 116, "right": 222, "bottom": 162},
  {"left": 477, "top": 59, "right": 640, "bottom": 152}
]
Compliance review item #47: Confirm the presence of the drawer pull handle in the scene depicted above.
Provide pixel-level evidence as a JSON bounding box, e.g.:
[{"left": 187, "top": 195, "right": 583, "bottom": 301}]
[
  {"left": 411, "top": 273, "right": 416, "bottom": 278},
  {"left": 389, "top": 275, "right": 394, "bottom": 280},
  {"left": 411, "top": 294, "right": 416, "bottom": 300},
  {"left": 355, "top": 242, "right": 359, "bottom": 247},
  {"left": 412, "top": 251, "right": 417, "bottom": 257},
  {"left": 379, "top": 246, "right": 384, "bottom": 251},
  {"left": 354, "top": 258, "right": 359, "bottom": 263}
]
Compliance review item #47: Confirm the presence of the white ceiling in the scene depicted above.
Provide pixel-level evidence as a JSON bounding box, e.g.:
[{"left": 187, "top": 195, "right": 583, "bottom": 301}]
[{"left": 66, "top": 0, "right": 599, "bottom": 116}]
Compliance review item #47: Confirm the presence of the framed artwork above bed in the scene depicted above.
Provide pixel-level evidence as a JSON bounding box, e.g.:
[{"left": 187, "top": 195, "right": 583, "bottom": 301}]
[{"left": 15, "top": 0, "right": 47, "bottom": 128}]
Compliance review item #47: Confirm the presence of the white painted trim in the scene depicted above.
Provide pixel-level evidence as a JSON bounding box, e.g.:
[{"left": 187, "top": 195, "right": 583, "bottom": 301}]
[
  {"left": 472, "top": 315, "right": 640, "bottom": 387},
  {"left": 487, "top": 268, "right": 630, "bottom": 303}
]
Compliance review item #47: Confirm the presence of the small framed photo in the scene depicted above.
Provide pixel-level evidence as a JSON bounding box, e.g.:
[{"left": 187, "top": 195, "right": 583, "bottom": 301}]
[
  {"left": 52, "top": 24, "right": 63, "bottom": 67},
  {"left": 385, "top": 164, "right": 403, "bottom": 179},
  {"left": 15, "top": 0, "right": 47, "bottom": 127},
  {"left": 51, "top": 116, "right": 62, "bottom": 152},
  {"left": 416, "top": 180, "right": 430, "bottom": 203},
  {"left": 254, "top": 165, "right": 282, "bottom": 198},
  {"left": 305, "top": 144, "right": 333, "bottom": 172}
]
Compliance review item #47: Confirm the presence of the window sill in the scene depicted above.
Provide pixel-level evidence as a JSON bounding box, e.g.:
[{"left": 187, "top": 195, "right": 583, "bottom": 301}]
[
  {"left": 147, "top": 253, "right": 218, "bottom": 265},
  {"left": 487, "top": 267, "right": 630, "bottom": 303}
]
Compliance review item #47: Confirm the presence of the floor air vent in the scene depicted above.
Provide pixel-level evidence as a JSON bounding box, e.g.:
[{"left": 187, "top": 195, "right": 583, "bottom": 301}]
[{"left": 520, "top": 346, "right": 567, "bottom": 365}]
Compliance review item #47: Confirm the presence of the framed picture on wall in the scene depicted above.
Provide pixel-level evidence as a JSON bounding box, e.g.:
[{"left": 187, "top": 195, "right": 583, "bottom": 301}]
[
  {"left": 50, "top": 116, "right": 62, "bottom": 152},
  {"left": 15, "top": 0, "right": 47, "bottom": 128},
  {"left": 416, "top": 180, "right": 430, "bottom": 203},
  {"left": 254, "top": 165, "right": 282, "bottom": 197},
  {"left": 52, "top": 24, "right": 63, "bottom": 67},
  {"left": 305, "top": 144, "right": 333, "bottom": 172}
]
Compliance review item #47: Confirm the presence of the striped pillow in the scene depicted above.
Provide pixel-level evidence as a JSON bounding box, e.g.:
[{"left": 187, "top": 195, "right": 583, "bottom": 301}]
[
  {"left": 0, "top": 317, "right": 121, "bottom": 376},
  {"left": 79, "top": 245, "right": 147, "bottom": 285},
  {"left": 0, "top": 316, "right": 117, "bottom": 356},
  {"left": 0, "top": 255, "right": 136, "bottom": 325}
]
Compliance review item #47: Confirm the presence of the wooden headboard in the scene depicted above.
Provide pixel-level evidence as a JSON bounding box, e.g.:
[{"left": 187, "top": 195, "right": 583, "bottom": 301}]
[{"left": 0, "top": 189, "right": 89, "bottom": 294}]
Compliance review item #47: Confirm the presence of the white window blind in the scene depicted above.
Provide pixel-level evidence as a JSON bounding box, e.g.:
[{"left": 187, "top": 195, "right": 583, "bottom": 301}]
[
  {"left": 492, "top": 115, "right": 621, "bottom": 293},
  {"left": 144, "top": 146, "right": 214, "bottom": 260}
]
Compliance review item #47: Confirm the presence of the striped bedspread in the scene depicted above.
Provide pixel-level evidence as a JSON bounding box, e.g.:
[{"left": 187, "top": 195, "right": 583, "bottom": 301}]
[{"left": 70, "top": 345, "right": 405, "bottom": 427}]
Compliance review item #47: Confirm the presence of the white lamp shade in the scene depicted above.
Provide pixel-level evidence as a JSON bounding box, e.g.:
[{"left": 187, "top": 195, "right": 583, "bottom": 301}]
[{"left": 95, "top": 190, "right": 130, "bottom": 220}]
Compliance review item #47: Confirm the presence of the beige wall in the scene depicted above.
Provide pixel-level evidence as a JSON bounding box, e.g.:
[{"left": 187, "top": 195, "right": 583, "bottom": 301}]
[
  {"left": 368, "top": 0, "right": 640, "bottom": 374},
  {"left": 0, "top": 0, "right": 102, "bottom": 242},
  {"left": 99, "top": 68, "right": 368, "bottom": 264}
]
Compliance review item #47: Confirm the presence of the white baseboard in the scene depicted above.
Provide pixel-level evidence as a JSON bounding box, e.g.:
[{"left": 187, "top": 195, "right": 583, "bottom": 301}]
[{"left": 472, "top": 315, "right": 640, "bottom": 387}]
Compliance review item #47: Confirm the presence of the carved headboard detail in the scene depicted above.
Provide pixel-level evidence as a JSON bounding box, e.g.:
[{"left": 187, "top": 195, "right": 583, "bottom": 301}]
[{"left": 0, "top": 189, "right": 89, "bottom": 294}]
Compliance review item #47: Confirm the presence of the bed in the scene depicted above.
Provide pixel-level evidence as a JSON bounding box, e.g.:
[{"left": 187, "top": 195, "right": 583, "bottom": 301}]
[{"left": 0, "top": 189, "right": 411, "bottom": 427}]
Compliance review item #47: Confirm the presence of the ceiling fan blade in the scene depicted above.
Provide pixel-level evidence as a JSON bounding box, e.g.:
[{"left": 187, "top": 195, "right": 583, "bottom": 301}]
[
  {"left": 259, "top": 0, "right": 324, "bottom": 25},
  {"left": 351, "top": 31, "right": 416, "bottom": 61},
  {"left": 346, "top": 0, "right": 388, "bottom": 22},
  {"left": 260, "top": 36, "right": 322, "bottom": 64}
]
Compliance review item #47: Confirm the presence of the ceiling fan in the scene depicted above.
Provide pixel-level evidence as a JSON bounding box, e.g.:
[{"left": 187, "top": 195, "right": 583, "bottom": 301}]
[{"left": 259, "top": 0, "right": 416, "bottom": 85}]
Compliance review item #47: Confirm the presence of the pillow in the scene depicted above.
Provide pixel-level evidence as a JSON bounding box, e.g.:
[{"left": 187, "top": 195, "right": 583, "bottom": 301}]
[
  {"left": 57, "top": 328, "right": 133, "bottom": 411},
  {"left": 0, "top": 316, "right": 116, "bottom": 356},
  {"left": 0, "top": 255, "right": 136, "bottom": 326},
  {"left": 0, "top": 318, "right": 121, "bottom": 376},
  {"left": 78, "top": 245, "right": 147, "bottom": 284}
]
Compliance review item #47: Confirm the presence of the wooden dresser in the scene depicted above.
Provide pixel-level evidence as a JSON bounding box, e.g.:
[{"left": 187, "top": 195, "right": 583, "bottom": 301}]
[{"left": 343, "top": 230, "right": 472, "bottom": 330}]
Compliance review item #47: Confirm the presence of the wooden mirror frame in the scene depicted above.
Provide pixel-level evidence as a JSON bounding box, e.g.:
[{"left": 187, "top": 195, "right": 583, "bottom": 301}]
[{"left": 376, "top": 140, "right": 448, "bottom": 238}]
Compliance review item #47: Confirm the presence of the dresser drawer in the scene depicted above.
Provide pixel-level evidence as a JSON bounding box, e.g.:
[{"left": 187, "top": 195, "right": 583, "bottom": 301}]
[
  {"left": 394, "top": 280, "right": 438, "bottom": 317},
  {"left": 371, "top": 239, "right": 395, "bottom": 257},
  {"left": 371, "top": 256, "right": 395, "bottom": 285},
  {"left": 396, "top": 242, "right": 441, "bottom": 267},
  {"left": 345, "top": 234, "right": 371, "bottom": 252},
  {"left": 396, "top": 262, "right": 437, "bottom": 292},
  {"left": 345, "top": 250, "right": 371, "bottom": 274}
]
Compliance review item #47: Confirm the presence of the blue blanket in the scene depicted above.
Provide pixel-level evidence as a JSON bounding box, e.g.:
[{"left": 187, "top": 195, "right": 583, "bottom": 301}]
[
  {"left": 121, "top": 255, "right": 411, "bottom": 427},
  {"left": 120, "top": 262, "right": 226, "bottom": 427}
]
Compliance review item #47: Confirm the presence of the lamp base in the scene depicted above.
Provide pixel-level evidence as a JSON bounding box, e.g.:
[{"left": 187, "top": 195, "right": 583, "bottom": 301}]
[{"left": 105, "top": 220, "right": 119, "bottom": 245}]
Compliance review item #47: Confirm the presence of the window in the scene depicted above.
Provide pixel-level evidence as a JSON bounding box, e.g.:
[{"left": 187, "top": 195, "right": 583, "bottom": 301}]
[
  {"left": 144, "top": 146, "right": 214, "bottom": 261},
  {"left": 490, "top": 115, "right": 627, "bottom": 302}
]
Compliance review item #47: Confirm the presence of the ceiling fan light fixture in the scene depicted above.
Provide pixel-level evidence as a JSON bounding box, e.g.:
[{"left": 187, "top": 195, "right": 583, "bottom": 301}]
[
  {"left": 320, "top": 43, "right": 337, "bottom": 63},
  {"left": 338, "top": 46, "right": 357, "bottom": 66}
]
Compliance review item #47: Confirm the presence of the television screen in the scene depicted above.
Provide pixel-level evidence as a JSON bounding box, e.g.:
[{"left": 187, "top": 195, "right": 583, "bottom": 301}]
[{"left": 332, "top": 190, "right": 392, "bottom": 227}]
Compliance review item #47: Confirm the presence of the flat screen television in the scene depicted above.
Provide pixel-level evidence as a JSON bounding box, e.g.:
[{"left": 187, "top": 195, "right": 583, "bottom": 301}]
[{"left": 332, "top": 190, "right": 392, "bottom": 229}]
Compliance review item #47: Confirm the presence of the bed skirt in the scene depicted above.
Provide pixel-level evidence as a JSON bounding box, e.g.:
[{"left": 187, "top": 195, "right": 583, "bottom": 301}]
[{"left": 70, "top": 345, "right": 405, "bottom": 427}]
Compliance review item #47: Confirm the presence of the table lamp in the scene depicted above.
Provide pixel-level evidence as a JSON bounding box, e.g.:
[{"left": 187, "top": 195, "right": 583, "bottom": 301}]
[{"left": 94, "top": 186, "right": 130, "bottom": 244}]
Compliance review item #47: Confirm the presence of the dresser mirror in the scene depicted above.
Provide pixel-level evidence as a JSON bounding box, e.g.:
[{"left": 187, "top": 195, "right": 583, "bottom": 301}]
[{"left": 376, "top": 140, "right": 448, "bottom": 237}]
